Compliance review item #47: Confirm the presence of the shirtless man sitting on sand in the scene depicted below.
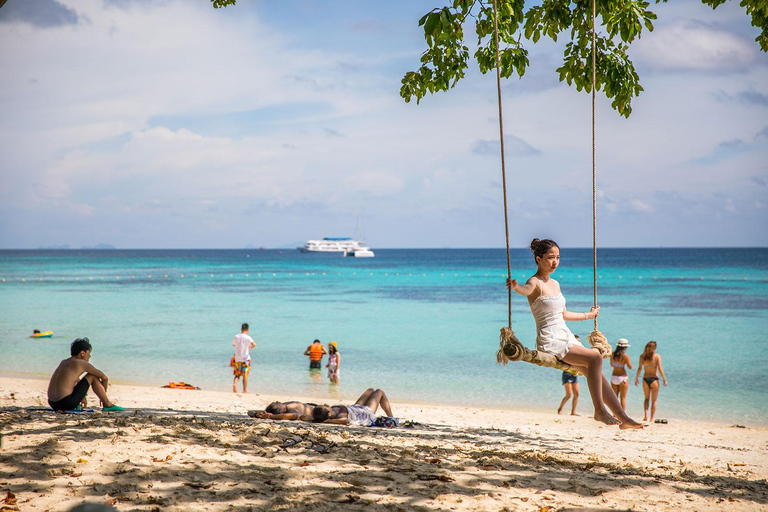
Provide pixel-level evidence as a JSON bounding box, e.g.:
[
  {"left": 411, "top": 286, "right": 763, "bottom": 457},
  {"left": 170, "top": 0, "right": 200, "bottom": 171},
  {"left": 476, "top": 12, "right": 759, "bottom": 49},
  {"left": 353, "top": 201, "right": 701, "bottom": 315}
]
[
  {"left": 248, "top": 401, "right": 317, "bottom": 421},
  {"left": 47, "top": 337, "right": 124, "bottom": 412},
  {"left": 312, "top": 388, "right": 393, "bottom": 426}
]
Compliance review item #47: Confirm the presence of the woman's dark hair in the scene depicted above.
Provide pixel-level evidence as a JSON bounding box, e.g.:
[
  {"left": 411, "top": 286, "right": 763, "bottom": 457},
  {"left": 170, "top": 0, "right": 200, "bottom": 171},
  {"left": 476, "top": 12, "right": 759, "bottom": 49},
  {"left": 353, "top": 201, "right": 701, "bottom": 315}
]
[
  {"left": 312, "top": 406, "right": 331, "bottom": 422},
  {"left": 266, "top": 402, "right": 286, "bottom": 414},
  {"left": 70, "top": 337, "right": 92, "bottom": 356},
  {"left": 329, "top": 344, "right": 337, "bottom": 355},
  {"left": 530, "top": 238, "right": 560, "bottom": 262},
  {"left": 613, "top": 346, "right": 626, "bottom": 360}
]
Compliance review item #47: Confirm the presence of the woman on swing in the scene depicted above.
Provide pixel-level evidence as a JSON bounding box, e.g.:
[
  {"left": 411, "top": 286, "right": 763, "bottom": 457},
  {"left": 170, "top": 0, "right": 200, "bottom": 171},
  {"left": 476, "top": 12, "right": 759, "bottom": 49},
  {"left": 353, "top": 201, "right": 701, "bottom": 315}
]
[{"left": 507, "top": 238, "right": 643, "bottom": 429}]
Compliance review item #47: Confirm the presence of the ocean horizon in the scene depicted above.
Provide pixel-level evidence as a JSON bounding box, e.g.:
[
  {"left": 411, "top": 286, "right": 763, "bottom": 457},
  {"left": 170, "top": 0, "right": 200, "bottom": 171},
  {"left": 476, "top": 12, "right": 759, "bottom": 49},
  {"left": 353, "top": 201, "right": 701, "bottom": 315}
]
[{"left": 1, "top": 247, "right": 766, "bottom": 426}]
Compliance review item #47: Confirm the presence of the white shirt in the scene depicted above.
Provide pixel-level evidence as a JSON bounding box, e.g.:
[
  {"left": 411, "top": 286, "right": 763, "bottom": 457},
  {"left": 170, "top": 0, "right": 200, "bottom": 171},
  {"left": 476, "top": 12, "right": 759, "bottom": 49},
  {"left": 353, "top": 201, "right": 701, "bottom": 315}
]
[{"left": 233, "top": 333, "right": 255, "bottom": 362}]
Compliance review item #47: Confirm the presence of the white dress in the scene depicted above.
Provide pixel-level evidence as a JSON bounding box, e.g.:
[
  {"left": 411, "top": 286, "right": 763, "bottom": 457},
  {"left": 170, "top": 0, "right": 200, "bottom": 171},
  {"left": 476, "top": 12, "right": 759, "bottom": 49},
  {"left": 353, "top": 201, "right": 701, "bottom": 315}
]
[{"left": 530, "top": 294, "right": 583, "bottom": 359}]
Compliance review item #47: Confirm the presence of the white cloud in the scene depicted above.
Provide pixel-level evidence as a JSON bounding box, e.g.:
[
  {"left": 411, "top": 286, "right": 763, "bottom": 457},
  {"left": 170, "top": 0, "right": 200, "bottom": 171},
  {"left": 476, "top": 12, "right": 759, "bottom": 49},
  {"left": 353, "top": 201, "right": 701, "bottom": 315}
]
[
  {"left": 633, "top": 19, "right": 762, "bottom": 72},
  {"left": 0, "top": 0, "right": 766, "bottom": 248}
]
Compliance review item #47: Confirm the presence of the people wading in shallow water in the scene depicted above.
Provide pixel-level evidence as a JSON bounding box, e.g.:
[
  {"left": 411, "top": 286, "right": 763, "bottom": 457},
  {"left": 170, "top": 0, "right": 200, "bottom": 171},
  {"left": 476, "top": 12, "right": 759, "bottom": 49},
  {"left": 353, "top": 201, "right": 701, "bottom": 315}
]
[
  {"left": 610, "top": 338, "right": 633, "bottom": 411},
  {"left": 507, "top": 238, "right": 643, "bottom": 429},
  {"left": 634, "top": 341, "right": 667, "bottom": 422}
]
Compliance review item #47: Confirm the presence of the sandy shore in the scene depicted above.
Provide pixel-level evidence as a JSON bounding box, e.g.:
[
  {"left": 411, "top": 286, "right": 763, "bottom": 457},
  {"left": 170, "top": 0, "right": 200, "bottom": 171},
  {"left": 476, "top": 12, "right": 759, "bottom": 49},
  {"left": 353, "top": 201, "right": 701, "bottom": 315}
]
[{"left": 1, "top": 376, "right": 766, "bottom": 511}]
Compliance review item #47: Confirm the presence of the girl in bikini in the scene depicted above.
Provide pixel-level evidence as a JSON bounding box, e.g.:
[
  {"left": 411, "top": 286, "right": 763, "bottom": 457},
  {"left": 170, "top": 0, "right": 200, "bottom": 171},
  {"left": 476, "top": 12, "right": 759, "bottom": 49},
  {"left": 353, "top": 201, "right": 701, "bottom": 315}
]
[
  {"left": 610, "top": 339, "right": 633, "bottom": 411},
  {"left": 634, "top": 341, "right": 667, "bottom": 422},
  {"left": 507, "top": 238, "right": 642, "bottom": 429}
]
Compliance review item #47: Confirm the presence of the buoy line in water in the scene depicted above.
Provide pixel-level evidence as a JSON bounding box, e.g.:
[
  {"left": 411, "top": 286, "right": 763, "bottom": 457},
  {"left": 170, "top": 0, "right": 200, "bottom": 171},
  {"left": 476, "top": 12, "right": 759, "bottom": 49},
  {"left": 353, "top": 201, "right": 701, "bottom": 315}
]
[{"left": 2, "top": 274, "right": 765, "bottom": 283}]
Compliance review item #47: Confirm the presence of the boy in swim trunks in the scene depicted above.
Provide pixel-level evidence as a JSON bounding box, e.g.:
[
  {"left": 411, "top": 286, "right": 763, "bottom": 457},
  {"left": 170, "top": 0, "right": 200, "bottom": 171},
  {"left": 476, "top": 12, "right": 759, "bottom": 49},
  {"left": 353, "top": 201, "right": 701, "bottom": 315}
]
[
  {"left": 47, "top": 337, "right": 124, "bottom": 412},
  {"left": 312, "top": 388, "right": 393, "bottom": 426}
]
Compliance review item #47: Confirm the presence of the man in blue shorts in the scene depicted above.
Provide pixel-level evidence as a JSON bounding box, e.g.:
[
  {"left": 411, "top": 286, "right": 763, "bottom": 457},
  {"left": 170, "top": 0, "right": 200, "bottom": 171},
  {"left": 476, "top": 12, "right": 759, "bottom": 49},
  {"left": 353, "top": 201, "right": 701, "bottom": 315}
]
[{"left": 558, "top": 334, "right": 581, "bottom": 415}]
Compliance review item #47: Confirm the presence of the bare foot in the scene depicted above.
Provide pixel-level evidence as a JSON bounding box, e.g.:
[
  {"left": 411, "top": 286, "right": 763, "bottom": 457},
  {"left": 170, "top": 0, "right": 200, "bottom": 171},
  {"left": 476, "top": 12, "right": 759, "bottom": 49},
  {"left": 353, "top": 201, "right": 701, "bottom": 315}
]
[
  {"left": 571, "top": 412, "right": 580, "bottom": 416},
  {"left": 619, "top": 418, "right": 644, "bottom": 430},
  {"left": 557, "top": 407, "right": 563, "bottom": 415},
  {"left": 643, "top": 416, "right": 648, "bottom": 421},
  {"left": 594, "top": 408, "right": 620, "bottom": 426},
  {"left": 233, "top": 385, "right": 237, "bottom": 393}
]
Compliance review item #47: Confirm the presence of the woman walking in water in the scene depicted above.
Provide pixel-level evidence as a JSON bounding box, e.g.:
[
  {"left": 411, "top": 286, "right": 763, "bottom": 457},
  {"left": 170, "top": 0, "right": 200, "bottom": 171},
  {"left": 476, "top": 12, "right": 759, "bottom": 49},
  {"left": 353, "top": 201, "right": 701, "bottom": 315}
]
[
  {"left": 610, "top": 338, "right": 633, "bottom": 411},
  {"left": 507, "top": 238, "right": 642, "bottom": 429},
  {"left": 634, "top": 341, "right": 667, "bottom": 422},
  {"left": 326, "top": 341, "right": 341, "bottom": 384}
]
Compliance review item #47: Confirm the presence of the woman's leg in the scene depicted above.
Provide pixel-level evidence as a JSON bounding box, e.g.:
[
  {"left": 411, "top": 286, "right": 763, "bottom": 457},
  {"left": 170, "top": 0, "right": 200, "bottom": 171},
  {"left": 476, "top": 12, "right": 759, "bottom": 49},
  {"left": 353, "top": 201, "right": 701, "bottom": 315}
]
[
  {"left": 562, "top": 346, "right": 619, "bottom": 425},
  {"left": 563, "top": 346, "right": 641, "bottom": 428},
  {"left": 363, "top": 389, "right": 393, "bottom": 417},
  {"left": 354, "top": 388, "right": 375, "bottom": 405},
  {"left": 642, "top": 380, "right": 651, "bottom": 421},
  {"left": 571, "top": 382, "right": 580, "bottom": 415},
  {"left": 558, "top": 383, "right": 573, "bottom": 414},
  {"left": 649, "top": 381, "right": 660, "bottom": 422},
  {"left": 619, "top": 381, "right": 629, "bottom": 411},
  {"left": 611, "top": 382, "right": 620, "bottom": 398}
]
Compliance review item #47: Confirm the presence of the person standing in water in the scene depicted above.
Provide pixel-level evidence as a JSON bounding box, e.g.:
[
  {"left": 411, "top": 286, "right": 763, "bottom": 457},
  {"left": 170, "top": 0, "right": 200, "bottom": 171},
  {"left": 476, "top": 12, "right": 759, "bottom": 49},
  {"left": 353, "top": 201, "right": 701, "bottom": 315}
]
[
  {"left": 558, "top": 335, "right": 581, "bottom": 415},
  {"left": 634, "top": 341, "right": 667, "bottom": 422},
  {"left": 610, "top": 338, "right": 633, "bottom": 411},
  {"left": 326, "top": 340, "right": 341, "bottom": 384},
  {"left": 304, "top": 339, "right": 327, "bottom": 370},
  {"left": 232, "top": 323, "right": 256, "bottom": 393},
  {"left": 507, "top": 238, "right": 642, "bottom": 429}
]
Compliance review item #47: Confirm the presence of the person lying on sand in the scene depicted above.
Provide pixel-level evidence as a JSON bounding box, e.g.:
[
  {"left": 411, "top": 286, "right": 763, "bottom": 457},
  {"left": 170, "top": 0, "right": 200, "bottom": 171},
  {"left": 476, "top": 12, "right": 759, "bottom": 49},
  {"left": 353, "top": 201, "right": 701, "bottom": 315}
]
[
  {"left": 312, "top": 388, "right": 393, "bottom": 426},
  {"left": 48, "top": 337, "right": 124, "bottom": 412},
  {"left": 248, "top": 401, "right": 317, "bottom": 421}
]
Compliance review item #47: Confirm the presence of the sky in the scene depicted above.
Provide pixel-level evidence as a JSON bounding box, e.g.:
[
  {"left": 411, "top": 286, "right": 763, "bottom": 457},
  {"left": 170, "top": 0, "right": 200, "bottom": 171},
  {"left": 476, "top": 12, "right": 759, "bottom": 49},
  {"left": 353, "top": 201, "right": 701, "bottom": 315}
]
[{"left": 0, "top": 0, "right": 766, "bottom": 249}]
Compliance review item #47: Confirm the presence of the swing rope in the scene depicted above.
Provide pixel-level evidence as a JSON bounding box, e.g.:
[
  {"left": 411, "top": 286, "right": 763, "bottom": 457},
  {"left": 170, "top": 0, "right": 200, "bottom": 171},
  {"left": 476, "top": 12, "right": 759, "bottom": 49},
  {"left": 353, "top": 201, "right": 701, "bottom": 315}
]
[
  {"left": 585, "top": 0, "right": 610, "bottom": 357},
  {"left": 495, "top": 0, "right": 610, "bottom": 372},
  {"left": 491, "top": 0, "right": 513, "bottom": 330}
]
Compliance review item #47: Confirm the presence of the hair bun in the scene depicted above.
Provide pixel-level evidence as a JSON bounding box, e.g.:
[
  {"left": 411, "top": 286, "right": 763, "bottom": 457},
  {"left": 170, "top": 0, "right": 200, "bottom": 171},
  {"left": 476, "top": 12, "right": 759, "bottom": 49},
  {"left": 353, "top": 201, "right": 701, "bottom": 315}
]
[{"left": 530, "top": 238, "right": 541, "bottom": 251}]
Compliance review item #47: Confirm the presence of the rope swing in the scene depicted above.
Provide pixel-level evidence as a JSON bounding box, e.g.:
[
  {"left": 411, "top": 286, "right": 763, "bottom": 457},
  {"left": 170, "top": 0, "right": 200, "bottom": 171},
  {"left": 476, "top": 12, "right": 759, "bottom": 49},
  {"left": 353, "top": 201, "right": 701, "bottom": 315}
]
[{"left": 494, "top": 0, "right": 611, "bottom": 374}]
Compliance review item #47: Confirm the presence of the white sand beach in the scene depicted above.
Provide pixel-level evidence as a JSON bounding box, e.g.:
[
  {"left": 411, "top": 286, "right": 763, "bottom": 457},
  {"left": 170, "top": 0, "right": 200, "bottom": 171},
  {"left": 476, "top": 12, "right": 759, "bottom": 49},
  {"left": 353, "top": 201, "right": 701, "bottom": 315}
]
[{"left": 1, "top": 376, "right": 766, "bottom": 511}]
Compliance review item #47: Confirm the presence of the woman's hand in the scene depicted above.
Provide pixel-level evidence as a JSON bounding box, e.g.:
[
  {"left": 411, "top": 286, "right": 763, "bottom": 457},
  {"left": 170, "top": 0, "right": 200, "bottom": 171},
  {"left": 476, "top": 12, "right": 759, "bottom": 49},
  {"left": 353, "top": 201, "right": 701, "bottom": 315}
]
[
  {"left": 506, "top": 278, "right": 518, "bottom": 290},
  {"left": 590, "top": 305, "right": 600, "bottom": 318},
  {"left": 634, "top": 378, "right": 639, "bottom": 386}
]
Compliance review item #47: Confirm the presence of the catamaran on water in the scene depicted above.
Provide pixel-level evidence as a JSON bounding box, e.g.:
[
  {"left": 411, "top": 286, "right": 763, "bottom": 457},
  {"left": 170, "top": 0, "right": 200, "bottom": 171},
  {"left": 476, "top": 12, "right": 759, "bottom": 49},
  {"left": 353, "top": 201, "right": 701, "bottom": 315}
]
[{"left": 297, "top": 237, "right": 374, "bottom": 257}]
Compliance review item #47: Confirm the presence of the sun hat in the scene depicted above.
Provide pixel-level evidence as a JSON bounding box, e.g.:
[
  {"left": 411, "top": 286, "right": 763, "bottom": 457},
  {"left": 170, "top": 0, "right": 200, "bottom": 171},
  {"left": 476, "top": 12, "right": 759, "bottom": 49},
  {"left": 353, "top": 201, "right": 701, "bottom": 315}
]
[
  {"left": 616, "top": 338, "right": 630, "bottom": 348},
  {"left": 329, "top": 340, "right": 337, "bottom": 348}
]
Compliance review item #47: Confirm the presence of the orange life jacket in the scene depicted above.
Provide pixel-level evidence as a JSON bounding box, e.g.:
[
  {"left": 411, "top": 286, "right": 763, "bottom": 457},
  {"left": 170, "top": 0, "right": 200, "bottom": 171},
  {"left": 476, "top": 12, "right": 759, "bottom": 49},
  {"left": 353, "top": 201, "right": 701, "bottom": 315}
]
[
  {"left": 309, "top": 343, "right": 324, "bottom": 361},
  {"left": 162, "top": 382, "right": 199, "bottom": 390}
]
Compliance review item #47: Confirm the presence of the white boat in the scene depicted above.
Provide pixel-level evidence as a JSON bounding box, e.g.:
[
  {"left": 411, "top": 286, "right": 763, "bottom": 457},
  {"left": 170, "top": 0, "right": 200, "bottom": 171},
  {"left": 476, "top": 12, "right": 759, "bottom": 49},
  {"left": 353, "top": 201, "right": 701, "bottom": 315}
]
[
  {"left": 298, "top": 237, "right": 374, "bottom": 257},
  {"left": 346, "top": 248, "right": 374, "bottom": 258}
]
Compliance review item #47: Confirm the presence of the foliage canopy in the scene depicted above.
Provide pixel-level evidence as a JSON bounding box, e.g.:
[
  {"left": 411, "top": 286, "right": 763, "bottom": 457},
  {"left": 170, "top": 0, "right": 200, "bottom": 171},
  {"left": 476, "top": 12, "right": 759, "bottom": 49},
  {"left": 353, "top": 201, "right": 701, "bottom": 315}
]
[{"left": 211, "top": 0, "right": 767, "bottom": 117}]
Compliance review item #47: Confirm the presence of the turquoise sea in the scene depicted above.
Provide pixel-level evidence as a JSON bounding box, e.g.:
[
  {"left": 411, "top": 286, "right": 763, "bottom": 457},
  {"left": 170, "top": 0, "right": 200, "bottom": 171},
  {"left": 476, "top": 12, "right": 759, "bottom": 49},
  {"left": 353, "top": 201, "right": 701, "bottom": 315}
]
[{"left": 1, "top": 248, "right": 766, "bottom": 425}]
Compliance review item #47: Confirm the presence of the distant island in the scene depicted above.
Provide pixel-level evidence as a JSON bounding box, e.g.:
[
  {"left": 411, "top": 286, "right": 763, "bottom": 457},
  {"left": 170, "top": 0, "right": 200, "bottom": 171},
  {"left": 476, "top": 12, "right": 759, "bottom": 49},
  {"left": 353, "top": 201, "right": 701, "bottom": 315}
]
[{"left": 81, "top": 244, "right": 116, "bottom": 250}]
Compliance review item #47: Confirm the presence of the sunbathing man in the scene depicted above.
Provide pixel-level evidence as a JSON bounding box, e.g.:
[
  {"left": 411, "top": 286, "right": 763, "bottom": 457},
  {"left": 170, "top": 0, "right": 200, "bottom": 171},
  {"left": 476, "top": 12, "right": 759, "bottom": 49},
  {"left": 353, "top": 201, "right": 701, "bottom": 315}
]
[
  {"left": 312, "top": 388, "right": 393, "bottom": 426},
  {"left": 248, "top": 401, "right": 317, "bottom": 421},
  {"left": 47, "top": 337, "right": 124, "bottom": 412}
]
